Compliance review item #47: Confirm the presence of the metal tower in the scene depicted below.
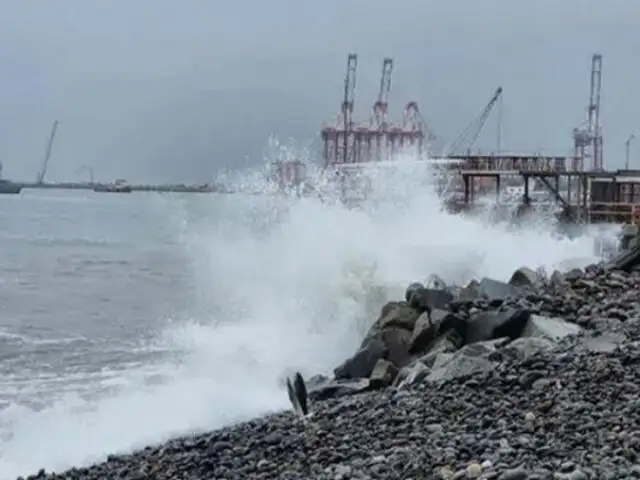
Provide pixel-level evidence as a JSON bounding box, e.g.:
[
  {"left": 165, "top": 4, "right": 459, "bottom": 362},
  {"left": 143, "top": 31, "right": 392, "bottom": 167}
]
[{"left": 573, "top": 54, "right": 603, "bottom": 171}]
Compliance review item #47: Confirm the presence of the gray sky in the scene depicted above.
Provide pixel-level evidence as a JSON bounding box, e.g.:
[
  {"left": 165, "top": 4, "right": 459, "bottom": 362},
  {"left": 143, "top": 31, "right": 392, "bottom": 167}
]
[{"left": 0, "top": 0, "right": 638, "bottom": 183}]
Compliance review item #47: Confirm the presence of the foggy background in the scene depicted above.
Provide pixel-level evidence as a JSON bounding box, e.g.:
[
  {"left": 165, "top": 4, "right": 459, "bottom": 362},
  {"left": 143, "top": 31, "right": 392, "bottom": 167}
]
[{"left": 0, "top": 0, "right": 637, "bottom": 184}]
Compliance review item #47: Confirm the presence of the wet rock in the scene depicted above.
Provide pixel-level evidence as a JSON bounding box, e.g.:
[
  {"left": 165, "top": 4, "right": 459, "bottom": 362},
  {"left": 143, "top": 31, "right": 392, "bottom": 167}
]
[
  {"left": 477, "top": 277, "right": 519, "bottom": 299},
  {"left": 465, "top": 308, "right": 531, "bottom": 344},
  {"left": 307, "top": 377, "right": 370, "bottom": 401},
  {"left": 581, "top": 332, "right": 625, "bottom": 353},
  {"left": 508, "top": 266, "right": 538, "bottom": 287},
  {"left": 409, "top": 308, "right": 459, "bottom": 354},
  {"left": 371, "top": 327, "right": 412, "bottom": 367},
  {"left": 374, "top": 301, "right": 420, "bottom": 331},
  {"left": 459, "top": 279, "right": 481, "bottom": 301},
  {"left": 503, "top": 336, "right": 555, "bottom": 359},
  {"left": 407, "top": 283, "right": 453, "bottom": 311},
  {"left": 427, "top": 339, "right": 501, "bottom": 383},
  {"left": 521, "top": 314, "right": 582, "bottom": 341},
  {"left": 369, "top": 358, "right": 398, "bottom": 389},
  {"left": 395, "top": 360, "right": 429, "bottom": 388},
  {"left": 334, "top": 337, "right": 387, "bottom": 379}
]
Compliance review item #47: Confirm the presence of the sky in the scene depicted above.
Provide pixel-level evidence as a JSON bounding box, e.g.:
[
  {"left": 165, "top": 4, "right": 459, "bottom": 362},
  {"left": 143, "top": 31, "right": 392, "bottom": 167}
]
[{"left": 0, "top": 0, "right": 638, "bottom": 183}]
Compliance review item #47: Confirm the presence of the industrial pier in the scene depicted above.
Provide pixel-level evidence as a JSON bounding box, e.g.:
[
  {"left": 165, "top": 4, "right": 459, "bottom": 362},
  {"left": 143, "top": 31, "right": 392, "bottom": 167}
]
[{"left": 270, "top": 52, "right": 640, "bottom": 227}]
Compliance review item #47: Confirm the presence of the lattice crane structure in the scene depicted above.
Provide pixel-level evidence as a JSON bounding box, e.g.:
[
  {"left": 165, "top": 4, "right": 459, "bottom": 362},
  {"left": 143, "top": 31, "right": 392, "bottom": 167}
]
[
  {"left": 573, "top": 54, "right": 603, "bottom": 171},
  {"left": 321, "top": 54, "right": 428, "bottom": 169}
]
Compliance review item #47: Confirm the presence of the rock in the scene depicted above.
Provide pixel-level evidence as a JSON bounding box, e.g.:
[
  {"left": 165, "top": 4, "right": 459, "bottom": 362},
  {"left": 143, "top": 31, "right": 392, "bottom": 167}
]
[
  {"left": 521, "top": 314, "right": 582, "bottom": 342},
  {"left": 409, "top": 308, "right": 460, "bottom": 354},
  {"left": 581, "top": 332, "right": 625, "bottom": 353},
  {"left": 369, "top": 359, "right": 398, "bottom": 389},
  {"left": 503, "top": 336, "right": 555, "bottom": 359},
  {"left": 464, "top": 308, "right": 531, "bottom": 345},
  {"left": 417, "top": 333, "right": 459, "bottom": 367},
  {"left": 405, "top": 282, "right": 424, "bottom": 303},
  {"left": 427, "top": 340, "right": 501, "bottom": 383},
  {"left": 334, "top": 337, "right": 387, "bottom": 380},
  {"left": 508, "top": 266, "right": 538, "bottom": 287},
  {"left": 408, "top": 284, "right": 453, "bottom": 311},
  {"left": 395, "top": 361, "right": 429, "bottom": 388},
  {"left": 307, "top": 377, "right": 370, "bottom": 401},
  {"left": 564, "top": 268, "right": 583, "bottom": 281},
  {"left": 604, "top": 239, "right": 640, "bottom": 271},
  {"left": 372, "top": 327, "right": 412, "bottom": 367},
  {"left": 459, "top": 279, "right": 481, "bottom": 301},
  {"left": 549, "top": 270, "right": 566, "bottom": 288},
  {"left": 477, "top": 277, "right": 519, "bottom": 299},
  {"left": 498, "top": 468, "right": 529, "bottom": 480},
  {"left": 374, "top": 301, "right": 420, "bottom": 331},
  {"left": 292, "top": 372, "right": 308, "bottom": 416}
]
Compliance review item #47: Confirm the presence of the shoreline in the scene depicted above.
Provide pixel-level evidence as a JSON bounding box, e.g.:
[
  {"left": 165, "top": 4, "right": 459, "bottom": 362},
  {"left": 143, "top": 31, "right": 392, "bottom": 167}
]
[{"left": 19, "top": 245, "right": 640, "bottom": 480}]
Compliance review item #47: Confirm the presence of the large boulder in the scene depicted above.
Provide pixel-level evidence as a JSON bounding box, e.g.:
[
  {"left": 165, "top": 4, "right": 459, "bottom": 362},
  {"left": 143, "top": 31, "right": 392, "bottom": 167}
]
[
  {"left": 408, "top": 308, "right": 460, "bottom": 354},
  {"left": 463, "top": 308, "right": 532, "bottom": 345},
  {"left": 369, "top": 358, "right": 399, "bottom": 389},
  {"left": 334, "top": 337, "right": 387, "bottom": 380},
  {"left": 508, "top": 267, "right": 538, "bottom": 287},
  {"left": 426, "top": 338, "right": 508, "bottom": 383},
  {"left": 405, "top": 282, "right": 453, "bottom": 311},
  {"left": 503, "top": 337, "right": 555, "bottom": 359},
  {"left": 477, "top": 277, "right": 520, "bottom": 299},
  {"left": 307, "top": 378, "right": 370, "bottom": 401},
  {"left": 521, "top": 314, "right": 582, "bottom": 341},
  {"left": 459, "top": 280, "right": 481, "bottom": 301},
  {"left": 370, "top": 327, "right": 412, "bottom": 367},
  {"left": 373, "top": 301, "right": 420, "bottom": 332}
]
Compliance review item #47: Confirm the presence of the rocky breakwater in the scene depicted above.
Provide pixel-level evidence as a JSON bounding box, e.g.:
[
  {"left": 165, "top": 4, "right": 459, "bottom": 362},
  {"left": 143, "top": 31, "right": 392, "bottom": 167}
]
[
  {"left": 22, "top": 246, "right": 640, "bottom": 480},
  {"left": 307, "top": 263, "right": 640, "bottom": 398}
]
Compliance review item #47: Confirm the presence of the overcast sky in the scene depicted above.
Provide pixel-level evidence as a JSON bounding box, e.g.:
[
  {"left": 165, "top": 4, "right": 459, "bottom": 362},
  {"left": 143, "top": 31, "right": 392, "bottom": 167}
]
[{"left": 0, "top": 0, "right": 638, "bottom": 183}]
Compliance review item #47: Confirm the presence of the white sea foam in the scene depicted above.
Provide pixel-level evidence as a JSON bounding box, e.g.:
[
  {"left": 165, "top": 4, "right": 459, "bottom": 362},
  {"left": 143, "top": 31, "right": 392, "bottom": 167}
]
[{"left": 0, "top": 151, "right": 609, "bottom": 479}]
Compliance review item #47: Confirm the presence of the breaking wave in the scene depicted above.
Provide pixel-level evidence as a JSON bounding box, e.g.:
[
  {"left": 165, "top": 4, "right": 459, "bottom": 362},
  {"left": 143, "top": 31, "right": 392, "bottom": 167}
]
[{"left": 0, "top": 149, "right": 609, "bottom": 478}]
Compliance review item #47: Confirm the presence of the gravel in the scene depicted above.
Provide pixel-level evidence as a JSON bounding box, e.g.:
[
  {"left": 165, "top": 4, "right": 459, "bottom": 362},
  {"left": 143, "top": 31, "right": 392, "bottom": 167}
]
[{"left": 21, "top": 262, "right": 640, "bottom": 480}]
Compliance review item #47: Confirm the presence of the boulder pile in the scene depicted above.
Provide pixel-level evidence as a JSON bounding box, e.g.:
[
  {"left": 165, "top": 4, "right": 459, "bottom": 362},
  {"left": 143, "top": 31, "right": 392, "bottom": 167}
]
[
  {"left": 306, "top": 260, "right": 640, "bottom": 401},
  {"left": 22, "top": 246, "right": 640, "bottom": 480}
]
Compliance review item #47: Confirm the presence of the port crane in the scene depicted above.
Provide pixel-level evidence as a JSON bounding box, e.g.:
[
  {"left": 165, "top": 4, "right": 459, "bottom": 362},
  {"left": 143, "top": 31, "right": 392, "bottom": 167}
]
[
  {"left": 36, "top": 120, "right": 59, "bottom": 185},
  {"left": 446, "top": 87, "right": 503, "bottom": 156}
]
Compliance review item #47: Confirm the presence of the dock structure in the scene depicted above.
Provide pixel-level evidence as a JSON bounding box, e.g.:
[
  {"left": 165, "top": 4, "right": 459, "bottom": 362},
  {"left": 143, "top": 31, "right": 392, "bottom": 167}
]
[{"left": 442, "top": 151, "right": 640, "bottom": 227}]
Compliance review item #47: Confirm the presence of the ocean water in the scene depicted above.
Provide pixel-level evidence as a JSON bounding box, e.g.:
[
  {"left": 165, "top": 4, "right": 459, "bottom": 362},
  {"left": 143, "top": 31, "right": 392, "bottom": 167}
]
[{"left": 0, "top": 164, "right": 604, "bottom": 478}]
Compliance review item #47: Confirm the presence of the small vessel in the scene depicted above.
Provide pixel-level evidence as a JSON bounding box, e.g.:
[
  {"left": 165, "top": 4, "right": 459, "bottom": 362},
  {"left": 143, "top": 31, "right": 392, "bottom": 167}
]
[
  {"left": 0, "top": 162, "right": 22, "bottom": 194},
  {"left": 93, "top": 179, "right": 132, "bottom": 193}
]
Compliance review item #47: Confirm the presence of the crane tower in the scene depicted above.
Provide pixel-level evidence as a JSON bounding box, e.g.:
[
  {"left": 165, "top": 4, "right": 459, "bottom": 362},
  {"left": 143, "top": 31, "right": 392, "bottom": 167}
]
[
  {"left": 573, "top": 54, "right": 603, "bottom": 171},
  {"left": 321, "top": 54, "right": 426, "bottom": 169}
]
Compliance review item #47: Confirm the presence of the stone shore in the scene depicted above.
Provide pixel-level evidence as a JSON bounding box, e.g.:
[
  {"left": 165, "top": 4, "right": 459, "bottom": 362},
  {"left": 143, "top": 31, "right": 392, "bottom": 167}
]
[{"left": 21, "top": 245, "right": 640, "bottom": 480}]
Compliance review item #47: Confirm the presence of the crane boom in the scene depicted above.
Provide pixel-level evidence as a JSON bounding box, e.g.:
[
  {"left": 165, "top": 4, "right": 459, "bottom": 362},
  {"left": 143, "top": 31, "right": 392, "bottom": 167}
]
[
  {"left": 370, "top": 58, "right": 393, "bottom": 129},
  {"left": 448, "top": 87, "right": 503, "bottom": 156},
  {"left": 37, "top": 120, "right": 59, "bottom": 184}
]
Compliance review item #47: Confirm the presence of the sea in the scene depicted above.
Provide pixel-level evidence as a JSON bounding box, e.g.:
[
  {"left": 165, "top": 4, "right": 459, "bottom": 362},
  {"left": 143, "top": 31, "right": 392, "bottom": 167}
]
[{"left": 0, "top": 162, "right": 608, "bottom": 478}]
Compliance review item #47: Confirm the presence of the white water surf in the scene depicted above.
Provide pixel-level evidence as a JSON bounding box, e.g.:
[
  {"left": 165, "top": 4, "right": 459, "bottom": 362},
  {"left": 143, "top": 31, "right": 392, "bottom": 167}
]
[{"left": 0, "top": 154, "right": 608, "bottom": 479}]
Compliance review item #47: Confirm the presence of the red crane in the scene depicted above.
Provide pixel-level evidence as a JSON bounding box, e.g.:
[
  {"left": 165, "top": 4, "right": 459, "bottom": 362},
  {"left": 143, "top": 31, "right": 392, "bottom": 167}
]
[{"left": 321, "top": 54, "right": 425, "bottom": 168}]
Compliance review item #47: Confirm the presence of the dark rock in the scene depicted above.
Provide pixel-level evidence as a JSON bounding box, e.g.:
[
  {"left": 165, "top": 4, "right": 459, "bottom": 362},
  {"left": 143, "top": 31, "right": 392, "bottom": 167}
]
[
  {"left": 293, "top": 372, "right": 308, "bottom": 416},
  {"left": 459, "top": 279, "right": 481, "bottom": 301},
  {"left": 508, "top": 266, "right": 537, "bottom": 287},
  {"left": 334, "top": 337, "right": 387, "bottom": 380},
  {"left": 369, "top": 359, "right": 398, "bottom": 389},
  {"left": 427, "top": 339, "right": 502, "bottom": 382},
  {"left": 409, "top": 308, "right": 461, "bottom": 354},
  {"left": 498, "top": 468, "right": 529, "bottom": 480},
  {"left": 307, "top": 377, "right": 370, "bottom": 401},
  {"left": 477, "top": 277, "right": 519, "bottom": 299},
  {"left": 371, "top": 327, "right": 412, "bottom": 367},
  {"left": 521, "top": 314, "right": 582, "bottom": 341},
  {"left": 408, "top": 284, "right": 453, "bottom": 311},
  {"left": 374, "top": 301, "right": 420, "bottom": 332},
  {"left": 464, "top": 308, "right": 531, "bottom": 345}
]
